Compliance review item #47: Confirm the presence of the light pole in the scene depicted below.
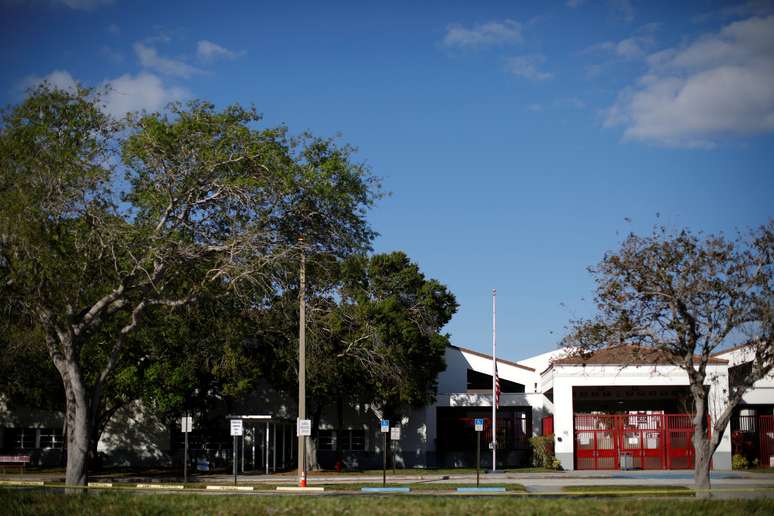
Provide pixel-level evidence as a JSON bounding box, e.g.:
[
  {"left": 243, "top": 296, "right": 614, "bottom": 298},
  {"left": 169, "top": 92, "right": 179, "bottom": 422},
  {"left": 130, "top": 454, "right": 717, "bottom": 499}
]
[{"left": 297, "top": 238, "right": 307, "bottom": 487}]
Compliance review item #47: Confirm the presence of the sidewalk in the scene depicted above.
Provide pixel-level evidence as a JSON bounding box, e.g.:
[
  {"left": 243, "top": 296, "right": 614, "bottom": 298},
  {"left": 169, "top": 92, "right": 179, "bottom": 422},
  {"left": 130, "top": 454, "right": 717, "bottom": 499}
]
[{"left": 4, "top": 468, "right": 774, "bottom": 492}]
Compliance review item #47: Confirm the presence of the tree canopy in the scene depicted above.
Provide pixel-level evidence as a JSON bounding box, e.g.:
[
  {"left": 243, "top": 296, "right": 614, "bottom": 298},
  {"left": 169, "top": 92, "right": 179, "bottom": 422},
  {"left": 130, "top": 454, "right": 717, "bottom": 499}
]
[{"left": 0, "top": 85, "right": 380, "bottom": 485}]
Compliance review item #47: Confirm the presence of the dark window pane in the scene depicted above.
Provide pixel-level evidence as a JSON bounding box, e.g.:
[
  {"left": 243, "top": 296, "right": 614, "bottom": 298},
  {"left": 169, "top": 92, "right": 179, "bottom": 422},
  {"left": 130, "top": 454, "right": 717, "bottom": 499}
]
[
  {"left": 318, "top": 430, "right": 335, "bottom": 451},
  {"left": 349, "top": 430, "right": 365, "bottom": 451}
]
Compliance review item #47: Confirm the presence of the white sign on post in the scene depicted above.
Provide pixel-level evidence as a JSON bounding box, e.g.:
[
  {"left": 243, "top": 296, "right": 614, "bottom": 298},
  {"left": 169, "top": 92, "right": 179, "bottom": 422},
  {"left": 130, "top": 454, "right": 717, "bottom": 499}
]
[
  {"left": 297, "top": 419, "right": 312, "bottom": 436},
  {"left": 474, "top": 418, "right": 484, "bottom": 432},
  {"left": 380, "top": 420, "right": 390, "bottom": 433},
  {"left": 390, "top": 427, "right": 401, "bottom": 441},
  {"left": 230, "top": 419, "right": 243, "bottom": 436},
  {"left": 181, "top": 416, "right": 193, "bottom": 433}
]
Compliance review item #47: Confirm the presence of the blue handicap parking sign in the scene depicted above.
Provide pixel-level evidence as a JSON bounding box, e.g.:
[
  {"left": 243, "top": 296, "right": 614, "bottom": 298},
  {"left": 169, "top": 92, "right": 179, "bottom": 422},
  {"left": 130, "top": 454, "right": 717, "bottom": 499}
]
[{"left": 380, "top": 419, "right": 390, "bottom": 432}]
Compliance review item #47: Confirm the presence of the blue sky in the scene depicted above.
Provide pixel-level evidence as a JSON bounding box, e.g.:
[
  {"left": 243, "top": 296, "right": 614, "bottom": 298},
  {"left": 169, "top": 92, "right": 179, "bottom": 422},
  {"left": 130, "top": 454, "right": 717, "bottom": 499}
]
[{"left": 2, "top": 0, "right": 773, "bottom": 361}]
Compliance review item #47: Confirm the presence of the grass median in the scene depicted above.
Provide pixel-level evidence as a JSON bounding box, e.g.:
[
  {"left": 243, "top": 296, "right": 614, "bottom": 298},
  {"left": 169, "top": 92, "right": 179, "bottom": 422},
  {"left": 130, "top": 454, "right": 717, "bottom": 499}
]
[{"left": 562, "top": 485, "right": 693, "bottom": 497}]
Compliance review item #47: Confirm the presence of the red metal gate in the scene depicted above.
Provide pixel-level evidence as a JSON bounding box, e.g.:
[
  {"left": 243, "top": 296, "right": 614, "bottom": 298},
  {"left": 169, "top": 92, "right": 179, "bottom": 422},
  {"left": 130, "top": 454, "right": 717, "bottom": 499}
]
[
  {"left": 761, "top": 415, "right": 774, "bottom": 467},
  {"left": 574, "top": 413, "right": 697, "bottom": 470},
  {"left": 621, "top": 414, "right": 665, "bottom": 470},
  {"left": 665, "top": 414, "right": 694, "bottom": 469},
  {"left": 575, "top": 414, "right": 619, "bottom": 470}
]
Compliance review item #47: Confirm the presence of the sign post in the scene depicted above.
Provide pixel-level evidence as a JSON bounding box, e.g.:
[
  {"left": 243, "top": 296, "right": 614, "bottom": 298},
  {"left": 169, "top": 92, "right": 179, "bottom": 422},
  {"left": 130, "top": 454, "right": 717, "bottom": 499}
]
[
  {"left": 380, "top": 420, "right": 389, "bottom": 487},
  {"left": 474, "top": 418, "right": 484, "bottom": 487},
  {"left": 181, "top": 414, "right": 192, "bottom": 484},
  {"left": 296, "top": 418, "right": 311, "bottom": 485},
  {"left": 390, "top": 426, "right": 400, "bottom": 474},
  {"left": 230, "top": 419, "right": 243, "bottom": 486}
]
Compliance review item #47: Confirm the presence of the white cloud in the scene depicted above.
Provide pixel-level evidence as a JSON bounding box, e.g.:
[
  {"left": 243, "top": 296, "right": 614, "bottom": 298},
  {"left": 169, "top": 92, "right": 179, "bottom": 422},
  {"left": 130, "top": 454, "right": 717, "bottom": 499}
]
[
  {"left": 56, "top": 0, "right": 113, "bottom": 9},
  {"left": 442, "top": 19, "right": 522, "bottom": 49},
  {"left": 100, "top": 45, "right": 123, "bottom": 63},
  {"left": 609, "top": 0, "right": 635, "bottom": 22},
  {"left": 196, "top": 40, "right": 241, "bottom": 62},
  {"left": 606, "top": 15, "right": 774, "bottom": 147},
  {"left": 505, "top": 55, "right": 553, "bottom": 81},
  {"left": 692, "top": 1, "right": 773, "bottom": 24},
  {"left": 134, "top": 42, "right": 202, "bottom": 78},
  {"left": 585, "top": 24, "right": 659, "bottom": 60},
  {"left": 20, "top": 69, "right": 79, "bottom": 93},
  {"left": 21, "top": 69, "right": 188, "bottom": 119},
  {"left": 99, "top": 72, "right": 188, "bottom": 118}
]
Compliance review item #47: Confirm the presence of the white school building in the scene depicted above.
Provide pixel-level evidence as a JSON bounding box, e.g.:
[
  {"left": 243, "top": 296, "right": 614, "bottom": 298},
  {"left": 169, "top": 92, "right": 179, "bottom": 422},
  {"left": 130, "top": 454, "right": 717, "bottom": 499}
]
[{"left": 1, "top": 342, "right": 772, "bottom": 472}]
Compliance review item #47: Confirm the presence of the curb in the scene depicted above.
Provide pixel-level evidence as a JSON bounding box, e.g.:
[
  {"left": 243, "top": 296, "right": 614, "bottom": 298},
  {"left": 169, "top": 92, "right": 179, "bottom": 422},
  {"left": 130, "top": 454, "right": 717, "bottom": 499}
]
[
  {"left": 205, "top": 485, "right": 254, "bottom": 491},
  {"left": 276, "top": 486, "right": 325, "bottom": 492}
]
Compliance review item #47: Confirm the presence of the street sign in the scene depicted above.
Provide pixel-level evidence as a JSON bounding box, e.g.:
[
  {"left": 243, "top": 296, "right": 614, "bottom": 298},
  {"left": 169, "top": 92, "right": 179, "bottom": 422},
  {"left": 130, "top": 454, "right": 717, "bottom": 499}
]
[
  {"left": 390, "top": 427, "right": 400, "bottom": 441},
  {"left": 297, "top": 419, "right": 312, "bottom": 436},
  {"left": 380, "top": 420, "right": 390, "bottom": 433},
  {"left": 181, "top": 416, "right": 193, "bottom": 433},
  {"left": 474, "top": 418, "right": 484, "bottom": 432},
  {"left": 230, "top": 419, "right": 243, "bottom": 436}
]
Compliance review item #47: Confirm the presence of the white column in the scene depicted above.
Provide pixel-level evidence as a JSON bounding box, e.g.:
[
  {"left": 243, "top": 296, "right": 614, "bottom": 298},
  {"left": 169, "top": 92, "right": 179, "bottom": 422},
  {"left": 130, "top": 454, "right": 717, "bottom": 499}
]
[{"left": 552, "top": 377, "right": 575, "bottom": 470}]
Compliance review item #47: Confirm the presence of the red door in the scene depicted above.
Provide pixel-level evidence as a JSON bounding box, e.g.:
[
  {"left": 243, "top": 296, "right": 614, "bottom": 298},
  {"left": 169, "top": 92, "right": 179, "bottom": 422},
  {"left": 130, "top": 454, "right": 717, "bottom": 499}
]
[
  {"left": 666, "top": 414, "right": 694, "bottom": 469},
  {"left": 574, "top": 414, "right": 619, "bottom": 470},
  {"left": 620, "top": 414, "right": 665, "bottom": 469}
]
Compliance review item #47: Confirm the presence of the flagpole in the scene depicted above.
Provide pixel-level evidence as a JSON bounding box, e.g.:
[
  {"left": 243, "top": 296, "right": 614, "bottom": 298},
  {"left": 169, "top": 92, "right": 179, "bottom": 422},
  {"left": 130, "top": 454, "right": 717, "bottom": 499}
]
[{"left": 492, "top": 288, "right": 496, "bottom": 472}]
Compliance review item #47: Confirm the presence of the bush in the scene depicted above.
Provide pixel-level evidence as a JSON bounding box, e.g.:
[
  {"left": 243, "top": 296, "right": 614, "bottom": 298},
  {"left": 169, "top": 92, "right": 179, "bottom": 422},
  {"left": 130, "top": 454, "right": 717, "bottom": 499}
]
[
  {"left": 732, "top": 453, "right": 749, "bottom": 470},
  {"left": 529, "top": 435, "right": 561, "bottom": 470}
]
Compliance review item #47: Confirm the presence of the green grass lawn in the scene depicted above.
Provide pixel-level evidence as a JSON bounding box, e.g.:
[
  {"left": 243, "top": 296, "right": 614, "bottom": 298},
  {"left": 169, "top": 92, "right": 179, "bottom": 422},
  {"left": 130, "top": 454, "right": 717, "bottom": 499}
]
[
  {"left": 2, "top": 490, "right": 774, "bottom": 515},
  {"left": 745, "top": 468, "right": 774, "bottom": 474}
]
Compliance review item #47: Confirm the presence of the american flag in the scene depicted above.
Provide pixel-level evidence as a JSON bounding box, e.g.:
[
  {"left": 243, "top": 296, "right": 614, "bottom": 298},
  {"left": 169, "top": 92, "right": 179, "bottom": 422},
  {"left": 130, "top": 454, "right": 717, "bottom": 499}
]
[{"left": 494, "top": 363, "right": 501, "bottom": 410}]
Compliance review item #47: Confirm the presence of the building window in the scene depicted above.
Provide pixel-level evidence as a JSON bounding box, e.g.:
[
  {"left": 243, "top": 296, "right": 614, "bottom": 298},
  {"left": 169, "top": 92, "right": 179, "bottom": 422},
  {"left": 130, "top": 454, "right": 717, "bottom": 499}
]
[
  {"left": 318, "top": 430, "right": 335, "bottom": 451},
  {"left": 39, "top": 428, "right": 64, "bottom": 449},
  {"left": 466, "top": 369, "right": 525, "bottom": 393},
  {"left": 346, "top": 429, "right": 365, "bottom": 451},
  {"left": 7, "top": 428, "right": 36, "bottom": 449},
  {"left": 318, "top": 429, "right": 366, "bottom": 451}
]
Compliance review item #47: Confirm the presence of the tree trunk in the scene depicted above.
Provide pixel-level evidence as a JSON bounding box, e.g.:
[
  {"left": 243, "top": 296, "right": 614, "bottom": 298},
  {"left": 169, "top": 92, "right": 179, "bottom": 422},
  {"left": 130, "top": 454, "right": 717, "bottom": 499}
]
[
  {"left": 694, "top": 443, "right": 712, "bottom": 497},
  {"left": 88, "top": 427, "right": 102, "bottom": 472},
  {"left": 306, "top": 406, "right": 322, "bottom": 471},
  {"left": 63, "top": 367, "right": 90, "bottom": 487},
  {"left": 692, "top": 393, "right": 712, "bottom": 496},
  {"left": 335, "top": 397, "right": 344, "bottom": 471}
]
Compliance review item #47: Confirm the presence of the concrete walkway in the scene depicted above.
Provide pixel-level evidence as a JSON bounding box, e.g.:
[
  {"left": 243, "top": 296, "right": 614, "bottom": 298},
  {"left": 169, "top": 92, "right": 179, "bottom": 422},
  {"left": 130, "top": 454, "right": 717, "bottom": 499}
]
[{"left": 4, "top": 469, "right": 774, "bottom": 495}]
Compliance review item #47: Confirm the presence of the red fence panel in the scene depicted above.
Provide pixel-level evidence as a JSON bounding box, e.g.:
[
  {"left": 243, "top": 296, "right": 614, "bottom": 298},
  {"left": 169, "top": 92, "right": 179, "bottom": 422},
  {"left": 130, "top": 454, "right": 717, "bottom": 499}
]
[
  {"left": 760, "top": 416, "right": 774, "bottom": 467},
  {"left": 665, "top": 414, "right": 695, "bottom": 470}
]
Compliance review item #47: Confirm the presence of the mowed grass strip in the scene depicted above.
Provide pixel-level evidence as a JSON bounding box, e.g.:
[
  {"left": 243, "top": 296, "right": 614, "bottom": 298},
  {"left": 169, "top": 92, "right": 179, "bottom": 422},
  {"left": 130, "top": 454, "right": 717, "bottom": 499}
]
[
  {"left": 311, "top": 482, "right": 526, "bottom": 492},
  {"left": 562, "top": 485, "right": 693, "bottom": 497},
  {"left": 3, "top": 491, "right": 774, "bottom": 516}
]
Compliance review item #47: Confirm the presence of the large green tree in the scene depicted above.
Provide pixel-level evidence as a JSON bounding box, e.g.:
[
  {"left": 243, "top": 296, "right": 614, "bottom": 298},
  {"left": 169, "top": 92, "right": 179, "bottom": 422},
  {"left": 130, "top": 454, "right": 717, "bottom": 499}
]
[
  {"left": 563, "top": 223, "right": 773, "bottom": 491},
  {"left": 257, "top": 251, "right": 457, "bottom": 469},
  {"left": 0, "top": 86, "right": 379, "bottom": 485}
]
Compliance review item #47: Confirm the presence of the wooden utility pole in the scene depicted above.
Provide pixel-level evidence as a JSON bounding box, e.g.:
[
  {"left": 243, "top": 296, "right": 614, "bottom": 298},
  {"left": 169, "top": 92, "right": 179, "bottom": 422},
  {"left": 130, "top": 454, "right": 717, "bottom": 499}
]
[{"left": 298, "top": 238, "right": 307, "bottom": 487}]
